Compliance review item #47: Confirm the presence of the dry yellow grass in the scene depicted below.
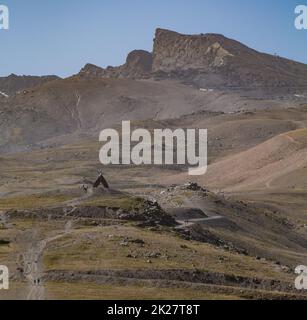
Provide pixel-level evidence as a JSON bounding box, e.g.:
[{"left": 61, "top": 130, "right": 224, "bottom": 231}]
[
  {"left": 43, "top": 224, "right": 291, "bottom": 282},
  {"left": 45, "top": 282, "right": 243, "bottom": 300},
  {"left": 0, "top": 194, "right": 71, "bottom": 210}
]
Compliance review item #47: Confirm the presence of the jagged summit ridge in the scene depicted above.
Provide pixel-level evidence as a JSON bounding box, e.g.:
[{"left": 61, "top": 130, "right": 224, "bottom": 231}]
[
  {"left": 152, "top": 28, "right": 307, "bottom": 88},
  {"left": 152, "top": 28, "right": 237, "bottom": 72},
  {"left": 80, "top": 49, "right": 153, "bottom": 79},
  {"left": 80, "top": 28, "right": 307, "bottom": 89}
]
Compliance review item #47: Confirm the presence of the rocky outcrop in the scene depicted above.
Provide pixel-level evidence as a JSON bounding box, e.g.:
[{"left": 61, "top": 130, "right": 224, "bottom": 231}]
[
  {"left": 152, "top": 28, "right": 307, "bottom": 88},
  {"left": 118, "top": 200, "right": 177, "bottom": 227},
  {"left": 80, "top": 50, "right": 152, "bottom": 79},
  {"left": 80, "top": 28, "right": 307, "bottom": 89},
  {"left": 152, "top": 29, "right": 235, "bottom": 73},
  {"left": 78, "top": 63, "right": 105, "bottom": 78},
  {"left": 117, "top": 50, "right": 153, "bottom": 77}
]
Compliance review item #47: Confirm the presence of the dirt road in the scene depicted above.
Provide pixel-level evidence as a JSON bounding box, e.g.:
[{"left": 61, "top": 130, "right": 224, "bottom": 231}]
[
  {"left": 16, "top": 220, "right": 73, "bottom": 300},
  {"left": 18, "top": 188, "right": 97, "bottom": 300},
  {"left": 176, "top": 216, "right": 223, "bottom": 229}
]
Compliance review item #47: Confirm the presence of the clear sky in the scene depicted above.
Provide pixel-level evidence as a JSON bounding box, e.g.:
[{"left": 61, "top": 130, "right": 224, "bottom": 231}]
[{"left": 0, "top": 0, "right": 306, "bottom": 77}]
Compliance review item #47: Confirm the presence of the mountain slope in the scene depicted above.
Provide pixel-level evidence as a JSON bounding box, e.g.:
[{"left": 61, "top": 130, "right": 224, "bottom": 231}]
[
  {"left": 184, "top": 129, "right": 307, "bottom": 192},
  {"left": 1, "top": 28, "right": 307, "bottom": 152},
  {"left": 78, "top": 28, "right": 307, "bottom": 91},
  {"left": 152, "top": 29, "right": 307, "bottom": 89},
  {"left": 0, "top": 74, "right": 60, "bottom": 96}
]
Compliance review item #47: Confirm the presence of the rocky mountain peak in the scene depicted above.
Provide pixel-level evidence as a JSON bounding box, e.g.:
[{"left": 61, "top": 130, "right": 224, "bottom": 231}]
[
  {"left": 125, "top": 50, "right": 153, "bottom": 75},
  {"left": 152, "top": 28, "right": 307, "bottom": 88},
  {"left": 79, "top": 50, "right": 152, "bottom": 79},
  {"left": 152, "top": 28, "right": 244, "bottom": 74},
  {"left": 79, "top": 28, "right": 307, "bottom": 89}
]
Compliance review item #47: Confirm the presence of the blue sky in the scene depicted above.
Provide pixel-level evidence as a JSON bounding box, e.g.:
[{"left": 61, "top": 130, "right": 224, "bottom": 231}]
[{"left": 0, "top": 0, "right": 306, "bottom": 77}]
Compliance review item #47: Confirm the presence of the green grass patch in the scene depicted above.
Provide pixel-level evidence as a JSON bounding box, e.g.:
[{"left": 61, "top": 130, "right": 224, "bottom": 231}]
[{"left": 0, "top": 194, "right": 72, "bottom": 210}]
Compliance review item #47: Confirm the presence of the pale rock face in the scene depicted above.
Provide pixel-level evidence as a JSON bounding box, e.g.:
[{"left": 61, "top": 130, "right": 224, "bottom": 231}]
[
  {"left": 152, "top": 29, "right": 235, "bottom": 73},
  {"left": 205, "top": 42, "right": 234, "bottom": 67}
]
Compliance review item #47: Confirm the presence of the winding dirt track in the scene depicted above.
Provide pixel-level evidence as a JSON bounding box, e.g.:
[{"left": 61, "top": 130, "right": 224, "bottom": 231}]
[
  {"left": 15, "top": 189, "right": 94, "bottom": 300},
  {"left": 17, "top": 221, "right": 73, "bottom": 300},
  {"left": 176, "top": 216, "right": 223, "bottom": 229}
]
